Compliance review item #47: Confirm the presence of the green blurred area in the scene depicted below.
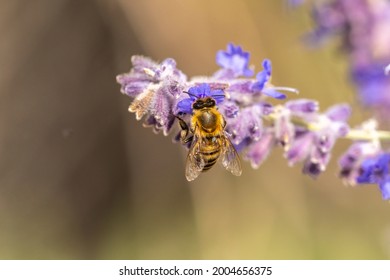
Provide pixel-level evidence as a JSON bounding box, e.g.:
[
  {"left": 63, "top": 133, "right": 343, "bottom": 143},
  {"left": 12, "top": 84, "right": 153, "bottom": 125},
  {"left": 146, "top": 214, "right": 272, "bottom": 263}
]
[{"left": 0, "top": 0, "right": 389, "bottom": 259}]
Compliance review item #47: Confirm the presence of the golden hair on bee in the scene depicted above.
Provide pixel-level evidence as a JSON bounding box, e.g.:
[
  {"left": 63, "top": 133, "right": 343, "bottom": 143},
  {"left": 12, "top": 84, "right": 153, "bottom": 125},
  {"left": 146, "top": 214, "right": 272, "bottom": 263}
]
[{"left": 177, "top": 93, "right": 242, "bottom": 181}]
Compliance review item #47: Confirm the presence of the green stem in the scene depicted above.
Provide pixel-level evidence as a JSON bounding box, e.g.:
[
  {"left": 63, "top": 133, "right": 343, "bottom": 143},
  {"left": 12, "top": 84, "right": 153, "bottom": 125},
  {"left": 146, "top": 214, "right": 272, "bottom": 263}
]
[
  {"left": 345, "top": 130, "right": 390, "bottom": 141},
  {"left": 266, "top": 115, "right": 390, "bottom": 142}
]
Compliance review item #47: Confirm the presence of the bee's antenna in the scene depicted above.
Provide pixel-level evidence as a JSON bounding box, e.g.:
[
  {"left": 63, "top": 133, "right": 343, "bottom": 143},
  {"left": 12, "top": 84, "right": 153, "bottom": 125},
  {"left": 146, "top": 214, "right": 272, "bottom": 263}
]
[
  {"left": 211, "top": 94, "right": 225, "bottom": 97},
  {"left": 183, "top": 91, "right": 198, "bottom": 99}
]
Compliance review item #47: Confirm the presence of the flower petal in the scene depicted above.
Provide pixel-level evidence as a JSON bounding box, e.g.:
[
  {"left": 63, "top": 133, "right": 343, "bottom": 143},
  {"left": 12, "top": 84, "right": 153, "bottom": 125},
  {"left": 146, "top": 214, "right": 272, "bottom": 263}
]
[
  {"left": 285, "top": 132, "right": 314, "bottom": 166},
  {"left": 261, "top": 88, "right": 287, "bottom": 99},
  {"left": 255, "top": 59, "right": 272, "bottom": 88},
  {"left": 245, "top": 131, "right": 274, "bottom": 169},
  {"left": 175, "top": 98, "right": 193, "bottom": 115},
  {"left": 379, "top": 176, "right": 390, "bottom": 200},
  {"left": 215, "top": 43, "right": 254, "bottom": 78},
  {"left": 325, "top": 104, "right": 351, "bottom": 122},
  {"left": 286, "top": 99, "right": 319, "bottom": 114}
]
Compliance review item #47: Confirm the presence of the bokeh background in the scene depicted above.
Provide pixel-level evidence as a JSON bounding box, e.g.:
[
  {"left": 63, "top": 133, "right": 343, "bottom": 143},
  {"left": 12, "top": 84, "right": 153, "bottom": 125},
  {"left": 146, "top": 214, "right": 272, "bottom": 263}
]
[{"left": 1, "top": 0, "right": 389, "bottom": 259}]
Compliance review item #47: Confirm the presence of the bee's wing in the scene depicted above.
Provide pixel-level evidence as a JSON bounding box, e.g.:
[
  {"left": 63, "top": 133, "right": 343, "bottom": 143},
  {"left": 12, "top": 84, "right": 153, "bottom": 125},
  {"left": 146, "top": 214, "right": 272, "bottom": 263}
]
[
  {"left": 221, "top": 134, "right": 242, "bottom": 176},
  {"left": 185, "top": 133, "right": 205, "bottom": 181}
]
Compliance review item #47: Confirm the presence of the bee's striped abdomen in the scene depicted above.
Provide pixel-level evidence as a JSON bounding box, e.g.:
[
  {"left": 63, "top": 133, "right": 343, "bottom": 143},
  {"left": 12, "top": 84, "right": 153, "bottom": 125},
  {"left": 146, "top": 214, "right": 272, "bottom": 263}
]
[{"left": 200, "top": 135, "right": 222, "bottom": 172}]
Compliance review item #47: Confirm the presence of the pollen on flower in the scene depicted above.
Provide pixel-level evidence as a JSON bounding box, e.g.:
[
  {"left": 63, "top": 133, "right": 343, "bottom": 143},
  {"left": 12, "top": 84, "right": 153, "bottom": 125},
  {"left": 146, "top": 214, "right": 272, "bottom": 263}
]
[
  {"left": 143, "top": 68, "right": 156, "bottom": 77},
  {"left": 128, "top": 84, "right": 158, "bottom": 120}
]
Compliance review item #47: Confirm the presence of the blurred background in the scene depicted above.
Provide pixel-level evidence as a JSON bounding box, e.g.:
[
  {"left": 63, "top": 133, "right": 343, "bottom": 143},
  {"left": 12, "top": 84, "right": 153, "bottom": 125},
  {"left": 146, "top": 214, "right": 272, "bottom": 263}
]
[{"left": 0, "top": 0, "right": 389, "bottom": 259}]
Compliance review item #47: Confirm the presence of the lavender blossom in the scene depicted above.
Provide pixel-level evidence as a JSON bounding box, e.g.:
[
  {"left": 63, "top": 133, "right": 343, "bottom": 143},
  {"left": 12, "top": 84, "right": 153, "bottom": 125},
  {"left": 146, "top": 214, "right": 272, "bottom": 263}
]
[
  {"left": 273, "top": 105, "right": 295, "bottom": 148},
  {"left": 302, "top": 0, "right": 390, "bottom": 121},
  {"left": 252, "top": 60, "right": 288, "bottom": 100},
  {"left": 338, "top": 119, "right": 381, "bottom": 181},
  {"left": 117, "top": 44, "right": 296, "bottom": 148},
  {"left": 214, "top": 43, "right": 254, "bottom": 79},
  {"left": 117, "top": 56, "right": 187, "bottom": 135},
  {"left": 281, "top": 103, "right": 351, "bottom": 178},
  {"left": 117, "top": 43, "right": 390, "bottom": 200},
  {"left": 356, "top": 153, "right": 390, "bottom": 200},
  {"left": 226, "top": 105, "right": 264, "bottom": 146},
  {"left": 336, "top": 118, "right": 390, "bottom": 200},
  {"left": 244, "top": 129, "right": 275, "bottom": 169},
  {"left": 338, "top": 141, "right": 380, "bottom": 185}
]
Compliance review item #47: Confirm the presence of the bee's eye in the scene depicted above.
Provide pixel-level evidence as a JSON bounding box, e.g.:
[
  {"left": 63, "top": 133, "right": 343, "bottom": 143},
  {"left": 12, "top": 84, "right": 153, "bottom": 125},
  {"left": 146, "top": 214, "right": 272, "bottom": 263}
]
[
  {"left": 203, "top": 98, "right": 215, "bottom": 107},
  {"left": 193, "top": 100, "right": 204, "bottom": 109}
]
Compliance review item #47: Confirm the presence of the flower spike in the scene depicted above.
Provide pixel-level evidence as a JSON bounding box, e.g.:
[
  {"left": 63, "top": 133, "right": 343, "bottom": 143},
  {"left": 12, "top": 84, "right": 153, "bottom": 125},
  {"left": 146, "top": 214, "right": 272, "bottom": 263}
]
[{"left": 117, "top": 43, "right": 390, "bottom": 200}]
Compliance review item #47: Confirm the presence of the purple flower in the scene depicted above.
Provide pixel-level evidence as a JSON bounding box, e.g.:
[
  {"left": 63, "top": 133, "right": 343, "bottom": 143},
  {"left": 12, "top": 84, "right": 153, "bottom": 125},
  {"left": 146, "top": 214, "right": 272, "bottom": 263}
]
[
  {"left": 325, "top": 103, "right": 351, "bottom": 123},
  {"left": 226, "top": 105, "right": 264, "bottom": 146},
  {"left": 380, "top": 176, "right": 390, "bottom": 200},
  {"left": 273, "top": 106, "right": 295, "bottom": 148},
  {"left": 304, "top": 1, "right": 346, "bottom": 46},
  {"left": 273, "top": 99, "right": 319, "bottom": 150},
  {"left": 214, "top": 43, "right": 254, "bottom": 79},
  {"left": 117, "top": 43, "right": 390, "bottom": 199},
  {"left": 301, "top": 126, "right": 342, "bottom": 178},
  {"left": 286, "top": 132, "right": 314, "bottom": 166},
  {"left": 356, "top": 153, "right": 390, "bottom": 200},
  {"left": 116, "top": 56, "right": 157, "bottom": 98},
  {"left": 253, "top": 60, "right": 271, "bottom": 90},
  {"left": 116, "top": 56, "right": 187, "bottom": 135},
  {"left": 300, "top": 0, "right": 390, "bottom": 121},
  {"left": 251, "top": 60, "right": 287, "bottom": 100},
  {"left": 285, "top": 99, "right": 319, "bottom": 115},
  {"left": 218, "top": 100, "right": 240, "bottom": 118},
  {"left": 352, "top": 64, "right": 390, "bottom": 108},
  {"left": 339, "top": 142, "right": 378, "bottom": 184},
  {"left": 283, "top": 103, "right": 351, "bottom": 178},
  {"left": 244, "top": 130, "right": 275, "bottom": 169},
  {"left": 338, "top": 118, "right": 382, "bottom": 185},
  {"left": 174, "top": 83, "right": 225, "bottom": 115},
  {"left": 225, "top": 63, "right": 297, "bottom": 104}
]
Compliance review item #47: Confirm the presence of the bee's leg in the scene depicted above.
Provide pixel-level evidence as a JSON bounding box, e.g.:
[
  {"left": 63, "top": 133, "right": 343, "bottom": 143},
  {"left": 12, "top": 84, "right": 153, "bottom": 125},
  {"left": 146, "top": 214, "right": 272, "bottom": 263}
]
[
  {"left": 183, "top": 135, "right": 193, "bottom": 144},
  {"left": 175, "top": 116, "right": 193, "bottom": 144},
  {"left": 221, "top": 115, "right": 227, "bottom": 129}
]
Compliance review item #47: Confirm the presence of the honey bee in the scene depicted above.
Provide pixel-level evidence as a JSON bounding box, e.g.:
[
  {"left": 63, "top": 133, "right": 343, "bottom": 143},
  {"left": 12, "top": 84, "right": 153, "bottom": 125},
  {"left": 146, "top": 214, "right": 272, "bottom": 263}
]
[{"left": 177, "top": 94, "right": 242, "bottom": 181}]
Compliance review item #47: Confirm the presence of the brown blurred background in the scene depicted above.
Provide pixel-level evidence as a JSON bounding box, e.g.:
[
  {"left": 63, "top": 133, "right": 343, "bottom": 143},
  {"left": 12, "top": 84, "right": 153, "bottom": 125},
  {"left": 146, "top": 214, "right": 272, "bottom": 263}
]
[{"left": 0, "top": 0, "right": 389, "bottom": 259}]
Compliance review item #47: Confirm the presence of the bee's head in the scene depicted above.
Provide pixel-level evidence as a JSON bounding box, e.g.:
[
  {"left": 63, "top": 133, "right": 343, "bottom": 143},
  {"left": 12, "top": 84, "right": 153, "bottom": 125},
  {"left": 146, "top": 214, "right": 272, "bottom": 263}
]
[
  {"left": 192, "top": 97, "right": 216, "bottom": 110},
  {"left": 177, "top": 84, "right": 226, "bottom": 114},
  {"left": 185, "top": 91, "right": 217, "bottom": 110}
]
